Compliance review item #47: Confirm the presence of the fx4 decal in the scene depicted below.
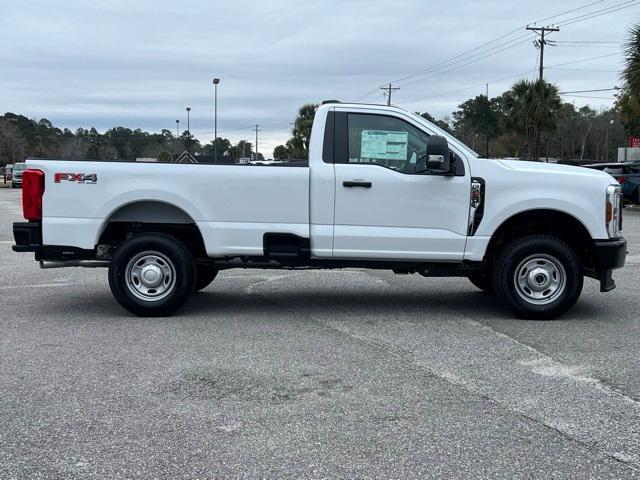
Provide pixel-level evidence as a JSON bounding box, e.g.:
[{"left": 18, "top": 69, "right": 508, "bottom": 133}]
[{"left": 54, "top": 173, "right": 98, "bottom": 184}]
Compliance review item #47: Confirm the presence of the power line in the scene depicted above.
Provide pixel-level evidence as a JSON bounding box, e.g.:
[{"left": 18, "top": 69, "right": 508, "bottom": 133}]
[
  {"left": 392, "top": 33, "right": 531, "bottom": 86},
  {"left": 389, "top": 0, "right": 614, "bottom": 87},
  {"left": 556, "top": 0, "right": 638, "bottom": 26},
  {"left": 357, "top": 34, "right": 534, "bottom": 101},
  {"left": 546, "top": 51, "right": 621, "bottom": 68},
  {"left": 529, "top": 0, "right": 609, "bottom": 24},
  {"left": 559, "top": 87, "right": 619, "bottom": 93},
  {"left": 355, "top": 0, "right": 628, "bottom": 101},
  {"left": 396, "top": 36, "right": 535, "bottom": 90},
  {"left": 554, "top": 40, "right": 622, "bottom": 44},
  {"left": 562, "top": 94, "right": 617, "bottom": 99},
  {"left": 546, "top": 66, "right": 619, "bottom": 72},
  {"left": 399, "top": 69, "right": 538, "bottom": 105},
  {"left": 552, "top": 43, "right": 622, "bottom": 47}
]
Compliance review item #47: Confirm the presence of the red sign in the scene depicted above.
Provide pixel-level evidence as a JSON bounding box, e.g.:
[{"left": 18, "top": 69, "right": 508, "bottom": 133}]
[{"left": 629, "top": 137, "right": 640, "bottom": 148}]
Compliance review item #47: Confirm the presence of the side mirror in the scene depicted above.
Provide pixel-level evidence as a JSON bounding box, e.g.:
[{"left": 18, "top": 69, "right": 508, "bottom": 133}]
[{"left": 425, "top": 135, "right": 451, "bottom": 174}]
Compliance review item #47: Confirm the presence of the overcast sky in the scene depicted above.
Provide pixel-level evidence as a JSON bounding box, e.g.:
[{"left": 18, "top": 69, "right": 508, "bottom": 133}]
[{"left": 1, "top": 0, "right": 637, "bottom": 157}]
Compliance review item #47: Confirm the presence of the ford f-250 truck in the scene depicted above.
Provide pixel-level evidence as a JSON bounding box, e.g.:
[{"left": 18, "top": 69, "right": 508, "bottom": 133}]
[{"left": 12, "top": 102, "right": 626, "bottom": 319}]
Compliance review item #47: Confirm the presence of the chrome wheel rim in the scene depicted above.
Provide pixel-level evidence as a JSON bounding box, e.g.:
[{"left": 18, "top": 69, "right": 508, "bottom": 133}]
[
  {"left": 125, "top": 251, "right": 176, "bottom": 302},
  {"left": 514, "top": 254, "right": 566, "bottom": 306}
]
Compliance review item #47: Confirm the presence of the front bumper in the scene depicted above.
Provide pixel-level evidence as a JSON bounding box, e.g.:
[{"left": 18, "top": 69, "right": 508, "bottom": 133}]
[{"left": 591, "top": 237, "right": 627, "bottom": 292}]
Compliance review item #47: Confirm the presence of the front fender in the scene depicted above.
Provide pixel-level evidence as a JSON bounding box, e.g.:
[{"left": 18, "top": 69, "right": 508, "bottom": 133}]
[{"left": 477, "top": 197, "right": 603, "bottom": 240}]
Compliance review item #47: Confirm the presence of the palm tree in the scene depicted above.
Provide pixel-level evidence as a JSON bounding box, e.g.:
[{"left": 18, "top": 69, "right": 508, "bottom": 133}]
[
  {"left": 503, "top": 79, "right": 561, "bottom": 160},
  {"left": 623, "top": 23, "right": 640, "bottom": 94},
  {"left": 618, "top": 23, "right": 640, "bottom": 136},
  {"left": 292, "top": 103, "right": 318, "bottom": 156}
]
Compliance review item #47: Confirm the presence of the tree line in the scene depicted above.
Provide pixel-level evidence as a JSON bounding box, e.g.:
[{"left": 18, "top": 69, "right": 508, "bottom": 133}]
[{"left": 0, "top": 115, "right": 264, "bottom": 165}]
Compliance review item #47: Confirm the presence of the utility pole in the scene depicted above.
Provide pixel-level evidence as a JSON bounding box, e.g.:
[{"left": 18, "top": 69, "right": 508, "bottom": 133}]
[
  {"left": 254, "top": 124, "right": 261, "bottom": 161},
  {"left": 176, "top": 119, "right": 179, "bottom": 139},
  {"left": 526, "top": 25, "right": 559, "bottom": 80},
  {"left": 381, "top": 83, "right": 400, "bottom": 106}
]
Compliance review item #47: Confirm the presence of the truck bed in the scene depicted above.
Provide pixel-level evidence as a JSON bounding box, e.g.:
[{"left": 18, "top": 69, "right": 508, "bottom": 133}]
[{"left": 27, "top": 159, "right": 311, "bottom": 257}]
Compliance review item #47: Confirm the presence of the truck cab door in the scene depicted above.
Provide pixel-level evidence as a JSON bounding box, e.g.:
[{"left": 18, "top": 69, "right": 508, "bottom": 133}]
[{"left": 331, "top": 110, "right": 470, "bottom": 261}]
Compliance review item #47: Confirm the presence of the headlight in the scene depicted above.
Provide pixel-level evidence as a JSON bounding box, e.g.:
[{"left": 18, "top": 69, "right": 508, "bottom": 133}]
[{"left": 606, "top": 184, "right": 622, "bottom": 238}]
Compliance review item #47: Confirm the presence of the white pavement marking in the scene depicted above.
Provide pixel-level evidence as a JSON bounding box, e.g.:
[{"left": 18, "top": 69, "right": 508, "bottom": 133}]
[
  {"left": 626, "top": 254, "right": 640, "bottom": 265},
  {"left": 0, "top": 283, "right": 72, "bottom": 290}
]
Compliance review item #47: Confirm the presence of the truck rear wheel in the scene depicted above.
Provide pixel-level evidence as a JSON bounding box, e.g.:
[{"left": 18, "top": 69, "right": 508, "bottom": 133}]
[
  {"left": 492, "top": 235, "right": 583, "bottom": 320},
  {"left": 193, "top": 265, "right": 218, "bottom": 292},
  {"left": 108, "top": 233, "right": 195, "bottom": 317}
]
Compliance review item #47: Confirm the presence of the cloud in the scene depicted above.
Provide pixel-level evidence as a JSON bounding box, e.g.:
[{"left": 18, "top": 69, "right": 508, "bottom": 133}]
[{"left": 1, "top": 0, "right": 632, "bottom": 157}]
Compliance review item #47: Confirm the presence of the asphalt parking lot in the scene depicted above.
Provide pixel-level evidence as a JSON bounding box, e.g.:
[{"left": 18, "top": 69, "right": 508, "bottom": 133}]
[{"left": 1, "top": 186, "right": 639, "bottom": 479}]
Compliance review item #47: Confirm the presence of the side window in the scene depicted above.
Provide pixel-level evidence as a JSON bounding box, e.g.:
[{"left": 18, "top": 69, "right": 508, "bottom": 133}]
[{"left": 345, "top": 113, "right": 430, "bottom": 173}]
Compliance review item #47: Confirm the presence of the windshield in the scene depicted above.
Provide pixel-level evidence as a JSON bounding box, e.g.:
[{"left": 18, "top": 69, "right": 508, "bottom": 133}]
[
  {"left": 13, "top": 163, "right": 27, "bottom": 171},
  {"left": 407, "top": 111, "right": 480, "bottom": 158}
]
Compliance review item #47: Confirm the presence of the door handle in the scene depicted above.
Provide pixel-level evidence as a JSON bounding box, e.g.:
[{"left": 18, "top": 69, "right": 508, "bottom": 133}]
[{"left": 343, "top": 181, "right": 372, "bottom": 188}]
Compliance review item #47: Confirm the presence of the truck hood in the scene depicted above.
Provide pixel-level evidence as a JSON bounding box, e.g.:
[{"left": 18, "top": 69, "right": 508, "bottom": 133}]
[{"left": 496, "top": 159, "right": 614, "bottom": 182}]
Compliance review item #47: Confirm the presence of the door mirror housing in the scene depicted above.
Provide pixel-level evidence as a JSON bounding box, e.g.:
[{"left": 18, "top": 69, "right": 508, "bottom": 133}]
[{"left": 425, "top": 136, "right": 451, "bottom": 174}]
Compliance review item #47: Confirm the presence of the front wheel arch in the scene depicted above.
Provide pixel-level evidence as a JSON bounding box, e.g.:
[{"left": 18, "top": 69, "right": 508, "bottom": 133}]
[{"left": 484, "top": 209, "right": 595, "bottom": 271}]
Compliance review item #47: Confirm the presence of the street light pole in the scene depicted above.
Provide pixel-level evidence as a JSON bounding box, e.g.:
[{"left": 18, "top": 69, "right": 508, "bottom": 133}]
[
  {"left": 186, "top": 107, "right": 191, "bottom": 159},
  {"left": 213, "top": 78, "right": 220, "bottom": 161}
]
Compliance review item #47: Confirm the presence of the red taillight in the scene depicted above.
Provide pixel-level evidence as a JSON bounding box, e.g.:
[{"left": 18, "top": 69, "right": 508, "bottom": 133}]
[
  {"left": 22, "top": 169, "right": 45, "bottom": 220},
  {"left": 617, "top": 176, "right": 626, "bottom": 185}
]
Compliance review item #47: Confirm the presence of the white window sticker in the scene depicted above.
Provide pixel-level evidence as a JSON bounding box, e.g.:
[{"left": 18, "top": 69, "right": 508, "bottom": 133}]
[{"left": 361, "top": 130, "right": 408, "bottom": 161}]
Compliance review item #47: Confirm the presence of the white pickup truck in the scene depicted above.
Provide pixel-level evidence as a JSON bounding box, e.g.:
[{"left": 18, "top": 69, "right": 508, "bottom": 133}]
[{"left": 13, "top": 102, "right": 626, "bottom": 319}]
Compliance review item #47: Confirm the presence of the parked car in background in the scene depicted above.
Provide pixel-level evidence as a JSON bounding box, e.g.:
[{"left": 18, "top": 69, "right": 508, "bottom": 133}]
[
  {"left": 619, "top": 162, "right": 640, "bottom": 204},
  {"left": 582, "top": 162, "right": 640, "bottom": 204},
  {"left": 11, "top": 162, "right": 27, "bottom": 188}
]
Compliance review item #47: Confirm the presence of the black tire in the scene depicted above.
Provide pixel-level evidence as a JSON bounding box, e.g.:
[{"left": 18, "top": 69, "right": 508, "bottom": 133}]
[
  {"left": 108, "top": 233, "right": 195, "bottom": 317},
  {"left": 468, "top": 271, "right": 493, "bottom": 292},
  {"left": 193, "top": 265, "right": 218, "bottom": 292},
  {"left": 492, "top": 235, "right": 583, "bottom": 320}
]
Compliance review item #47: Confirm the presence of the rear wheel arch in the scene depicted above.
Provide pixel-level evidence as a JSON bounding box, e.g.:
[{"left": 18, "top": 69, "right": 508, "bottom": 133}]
[{"left": 97, "top": 200, "right": 207, "bottom": 259}]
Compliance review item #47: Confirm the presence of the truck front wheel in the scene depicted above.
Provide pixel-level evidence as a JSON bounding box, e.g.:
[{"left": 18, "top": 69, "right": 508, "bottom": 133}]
[
  {"left": 492, "top": 235, "right": 583, "bottom": 320},
  {"left": 108, "top": 233, "right": 195, "bottom": 317}
]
